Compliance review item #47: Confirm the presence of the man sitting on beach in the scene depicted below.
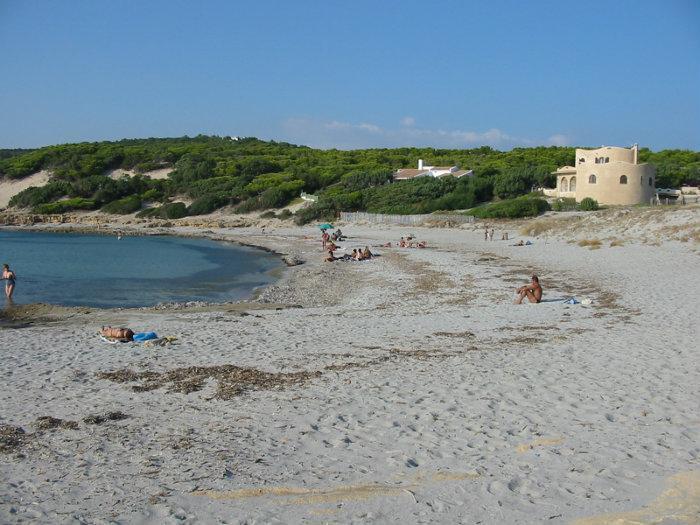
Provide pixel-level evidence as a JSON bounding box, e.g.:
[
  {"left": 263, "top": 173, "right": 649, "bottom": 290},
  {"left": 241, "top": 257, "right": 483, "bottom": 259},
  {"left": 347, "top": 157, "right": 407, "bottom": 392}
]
[
  {"left": 515, "top": 275, "right": 543, "bottom": 304},
  {"left": 324, "top": 249, "right": 336, "bottom": 263}
]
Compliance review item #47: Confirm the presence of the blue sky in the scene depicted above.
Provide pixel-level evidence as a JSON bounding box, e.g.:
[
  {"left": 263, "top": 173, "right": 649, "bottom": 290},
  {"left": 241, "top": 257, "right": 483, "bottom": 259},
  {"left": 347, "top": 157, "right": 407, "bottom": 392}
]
[{"left": 1, "top": 0, "right": 698, "bottom": 150}]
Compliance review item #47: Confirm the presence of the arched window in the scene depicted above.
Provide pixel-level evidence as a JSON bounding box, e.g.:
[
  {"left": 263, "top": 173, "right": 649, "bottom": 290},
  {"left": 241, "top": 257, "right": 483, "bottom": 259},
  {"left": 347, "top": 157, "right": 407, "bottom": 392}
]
[
  {"left": 569, "top": 176, "right": 577, "bottom": 192},
  {"left": 560, "top": 177, "right": 568, "bottom": 192},
  {"left": 579, "top": 158, "right": 585, "bottom": 163},
  {"left": 620, "top": 175, "right": 628, "bottom": 185},
  {"left": 589, "top": 174, "right": 597, "bottom": 184},
  {"left": 648, "top": 177, "right": 653, "bottom": 186}
]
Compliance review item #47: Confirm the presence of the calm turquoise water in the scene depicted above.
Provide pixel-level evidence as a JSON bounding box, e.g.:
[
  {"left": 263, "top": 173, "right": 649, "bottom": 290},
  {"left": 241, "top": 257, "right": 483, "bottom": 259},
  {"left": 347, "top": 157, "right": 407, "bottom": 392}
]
[{"left": 0, "top": 230, "right": 282, "bottom": 308}]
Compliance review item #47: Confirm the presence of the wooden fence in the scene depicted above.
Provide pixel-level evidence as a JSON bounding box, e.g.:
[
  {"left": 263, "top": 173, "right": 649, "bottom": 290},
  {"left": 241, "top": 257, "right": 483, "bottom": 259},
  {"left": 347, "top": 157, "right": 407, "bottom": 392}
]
[{"left": 339, "top": 211, "right": 475, "bottom": 226}]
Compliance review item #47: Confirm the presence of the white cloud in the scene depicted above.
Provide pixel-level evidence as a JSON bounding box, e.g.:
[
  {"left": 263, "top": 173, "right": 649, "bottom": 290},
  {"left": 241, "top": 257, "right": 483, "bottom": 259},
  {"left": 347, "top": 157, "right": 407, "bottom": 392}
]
[
  {"left": 547, "top": 134, "right": 570, "bottom": 146},
  {"left": 280, "top": 117, "right": 570, "bottom": 150}
]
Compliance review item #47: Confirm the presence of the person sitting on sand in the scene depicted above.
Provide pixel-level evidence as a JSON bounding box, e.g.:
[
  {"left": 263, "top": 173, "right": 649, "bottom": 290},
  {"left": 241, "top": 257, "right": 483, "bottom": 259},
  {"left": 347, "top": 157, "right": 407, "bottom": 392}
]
[
  {"left": 399, "top": 237, "right": 406, "bottom": 248},
  {"left": 515, "top": 275, "right": 543, "bottom": 304},
  {"left": 324, "top": 249, "right": 336, "bottom": 263},
  {"left": 327, "top": 240, "right": 337, "bottom": 253},
  {"left": 363, "top": 246, "right": 372, "bottom": 259},
  {"left": 2, "top": 264, "right": 16, "bottom": 300},
  {"left": 355, "top": 249, "right": 365, "bottom": 261}
]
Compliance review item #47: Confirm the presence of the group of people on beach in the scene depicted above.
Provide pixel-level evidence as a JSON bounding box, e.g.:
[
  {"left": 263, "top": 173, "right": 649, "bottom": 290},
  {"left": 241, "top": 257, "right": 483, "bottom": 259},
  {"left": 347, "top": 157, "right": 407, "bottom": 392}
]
[
  {"left": 2, "top": 263, "right": 16, "bottom": 300},
  {"left": 484, "top": 227, "right": 510, "bottom": 241},
  {"left": 376, "top": 236, "right": 427, "bottom": 249},
  {"left": 320, "top": 227, "right": 376, "bottom": 262},
  {"left": 325, "top": 245, "right": 373, "bottom": 263},
  {"left": 318, "top": 225, "right": 543, "bottom": 303}
]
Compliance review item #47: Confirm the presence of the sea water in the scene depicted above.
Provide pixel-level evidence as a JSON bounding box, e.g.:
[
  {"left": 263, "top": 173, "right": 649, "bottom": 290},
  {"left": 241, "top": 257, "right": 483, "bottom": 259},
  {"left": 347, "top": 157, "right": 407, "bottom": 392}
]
[{"left": 0, "top": 230, "right": 282, "bottom": 308}]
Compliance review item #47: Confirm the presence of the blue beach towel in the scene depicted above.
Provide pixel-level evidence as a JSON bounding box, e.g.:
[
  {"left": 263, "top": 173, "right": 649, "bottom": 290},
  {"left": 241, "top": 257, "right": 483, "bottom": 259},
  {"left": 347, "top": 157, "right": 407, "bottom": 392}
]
[{"left": 133, "top": 331, "right": 158, "bottom": 342}]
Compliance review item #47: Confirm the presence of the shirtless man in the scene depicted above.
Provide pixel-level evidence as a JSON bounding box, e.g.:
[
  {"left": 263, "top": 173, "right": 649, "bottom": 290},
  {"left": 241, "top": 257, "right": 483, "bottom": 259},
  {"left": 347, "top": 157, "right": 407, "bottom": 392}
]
[{"left": 515, "top": 275, "right": 543, "bottom": 304}]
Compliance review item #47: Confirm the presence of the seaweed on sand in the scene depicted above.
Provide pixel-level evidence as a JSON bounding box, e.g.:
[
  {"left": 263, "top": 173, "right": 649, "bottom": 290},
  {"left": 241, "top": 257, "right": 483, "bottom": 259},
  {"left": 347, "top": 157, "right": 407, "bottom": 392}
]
[
  {"left": 0, "top": 424, "right": 28, "bottom": 453},
  {"left": 35, "top": 416, "right": 79, "bottom": 431},
  {"left": 97, "top": 365, "right": 322, "bottom": 400},
  {"left": 83, "top": 411, "right": 129, "bottom": 425}
]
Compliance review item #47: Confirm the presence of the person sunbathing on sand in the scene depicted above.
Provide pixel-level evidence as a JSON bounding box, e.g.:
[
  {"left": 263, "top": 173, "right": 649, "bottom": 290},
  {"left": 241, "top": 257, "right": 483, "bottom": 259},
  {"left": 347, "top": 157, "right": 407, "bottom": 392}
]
[
  {"left": 515, "top": 275, "right": 542, "bottom": 304},
  {"left": 417, "top": 241, "right": 426, "bottom": 248},
  {"left": 324, "top": 249, "right": 336, "bottom": 262},
  {"left": 399, "top": 237, "right": 406, "bottom": 247},
  {"left": 363, "top": 246, "right": 372, "bottom": 259}
]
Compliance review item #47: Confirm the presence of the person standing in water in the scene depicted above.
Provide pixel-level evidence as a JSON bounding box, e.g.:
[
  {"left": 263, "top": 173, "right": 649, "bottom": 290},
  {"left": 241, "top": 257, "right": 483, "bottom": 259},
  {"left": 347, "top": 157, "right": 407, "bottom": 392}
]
[{"left": 2, "top": 264, "right": 16, "bottom": 300}]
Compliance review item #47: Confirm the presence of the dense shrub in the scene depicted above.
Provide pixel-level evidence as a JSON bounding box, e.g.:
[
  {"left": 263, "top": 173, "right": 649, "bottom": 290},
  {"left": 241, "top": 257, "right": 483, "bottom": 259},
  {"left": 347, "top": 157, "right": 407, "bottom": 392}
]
[
  {"left": 187, "top": 194, "right": 229, "bottom": 215},
  {"left": 294, "top": 201, "right": 336, "bottom": 225},
  {"left": 469, "top": 197, "right": 550, "bottom": 219},
  {"left": 579, "top": 197, "right": 599, "bottom": 211},
  {"left": 277, "top": 209, "right": 293, "bottom": 220},
  {"left": 159, "top": 202, "right": 187, "bottom": 219},
  {"left": 259, "top": 210, "right": 276, "bottom": 219},
  {"left": 34, "top": 198, "right": 96, "bottom": 214},
  {"left": 101, "top": 195, "right": 142, "bottom": 214},
  {"left": 234, "top": 181, "right": 303, "bottom": 213},
  {"left": 136, "top": 202, "right": 187, "bottom": 219},
  {"left": 141, "top": 188, "right": 164, "bottom": 202},
  {"left": 552, "top": 197, "right": 577, "bottom": 211},
  {"left": 9, "top": 181, "right": 72, "bottom": 208},
  {"left": 493, "top": 168, "right": 536, "bottom": 199},
  {"left": 340, "top": 169, "right": 393, "bottom": 191}
]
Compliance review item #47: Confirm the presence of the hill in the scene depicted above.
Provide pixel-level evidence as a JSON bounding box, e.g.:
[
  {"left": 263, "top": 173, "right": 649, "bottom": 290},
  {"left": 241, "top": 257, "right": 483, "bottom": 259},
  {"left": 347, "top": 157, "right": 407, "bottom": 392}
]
[{"left": 1, "top": 136, "right": 698, "bottom": 222}]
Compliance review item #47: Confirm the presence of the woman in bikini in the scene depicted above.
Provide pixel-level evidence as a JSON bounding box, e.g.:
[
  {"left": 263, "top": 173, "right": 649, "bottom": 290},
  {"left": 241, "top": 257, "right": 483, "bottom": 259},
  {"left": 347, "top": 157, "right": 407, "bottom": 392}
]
[{"left": 2, "top": 264, "right": 16, "bottom": 300}]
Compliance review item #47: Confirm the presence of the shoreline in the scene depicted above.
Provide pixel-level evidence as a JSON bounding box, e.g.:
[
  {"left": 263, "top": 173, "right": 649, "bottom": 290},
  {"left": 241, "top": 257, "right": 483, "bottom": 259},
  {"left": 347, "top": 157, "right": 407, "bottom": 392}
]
[{"left": 0, "top": 221, "right": 307, "bottom": 320}]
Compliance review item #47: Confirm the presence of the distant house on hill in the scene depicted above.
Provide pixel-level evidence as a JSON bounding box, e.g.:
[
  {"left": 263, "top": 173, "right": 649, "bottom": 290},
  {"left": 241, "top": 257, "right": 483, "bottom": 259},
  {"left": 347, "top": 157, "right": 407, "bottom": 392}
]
[
  {"left": 394, "top": 159, "right": 473, "bottom": 181},
  {"left": 545, "top": 144, "right": 656, "bottom": 205}
]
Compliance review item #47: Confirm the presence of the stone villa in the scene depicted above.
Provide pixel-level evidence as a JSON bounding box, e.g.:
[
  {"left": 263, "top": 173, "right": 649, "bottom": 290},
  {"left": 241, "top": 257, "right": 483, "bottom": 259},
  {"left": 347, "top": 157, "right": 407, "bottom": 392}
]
[{"left": 547, "top": 144, "right": 656, "bottom": 205}]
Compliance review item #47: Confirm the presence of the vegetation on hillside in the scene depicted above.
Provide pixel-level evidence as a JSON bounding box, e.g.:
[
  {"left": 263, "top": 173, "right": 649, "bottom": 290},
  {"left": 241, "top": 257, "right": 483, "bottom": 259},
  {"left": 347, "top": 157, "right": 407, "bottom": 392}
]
[{"left": 1, "top": 137, "right": 697, "bottom": 221}]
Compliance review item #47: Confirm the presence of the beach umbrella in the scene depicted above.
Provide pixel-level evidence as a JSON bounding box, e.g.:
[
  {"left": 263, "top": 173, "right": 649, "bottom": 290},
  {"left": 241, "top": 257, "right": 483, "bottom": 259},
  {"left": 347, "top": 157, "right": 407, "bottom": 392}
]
[{"left": 318, "top": 223, "right": 334, "bottom": 230}]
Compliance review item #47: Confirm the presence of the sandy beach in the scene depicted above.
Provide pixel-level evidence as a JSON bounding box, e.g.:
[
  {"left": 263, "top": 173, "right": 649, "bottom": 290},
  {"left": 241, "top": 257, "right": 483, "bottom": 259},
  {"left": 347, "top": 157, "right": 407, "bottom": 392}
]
[{"left": 1, "top": 207, "right": 699, "bottom": 524}]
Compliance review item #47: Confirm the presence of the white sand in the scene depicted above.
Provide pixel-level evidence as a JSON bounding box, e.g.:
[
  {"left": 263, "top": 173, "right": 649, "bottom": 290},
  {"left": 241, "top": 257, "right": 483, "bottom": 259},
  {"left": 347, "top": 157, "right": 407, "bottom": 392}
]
[
  {"left": 0, "top": 171, "right": 51, "bottom": 209},
  {"left": 0, "top": 209, "right": 699, "bottom": 523}
]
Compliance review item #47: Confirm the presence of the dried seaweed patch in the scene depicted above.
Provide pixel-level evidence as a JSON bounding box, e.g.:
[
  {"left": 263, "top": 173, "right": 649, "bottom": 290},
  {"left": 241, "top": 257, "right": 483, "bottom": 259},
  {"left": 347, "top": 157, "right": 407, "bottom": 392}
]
[
  {"left": 35, "top": 416, "right": 79, "bottom": 431},
  {"left": 97, "top": 365, "right": 321, "bottom": 400},
  {"left": 83, "top": 411, "right": 129, "bottom": 425},
  {"left": 0, "top": 424, "right": 28, "bottom": 453}
]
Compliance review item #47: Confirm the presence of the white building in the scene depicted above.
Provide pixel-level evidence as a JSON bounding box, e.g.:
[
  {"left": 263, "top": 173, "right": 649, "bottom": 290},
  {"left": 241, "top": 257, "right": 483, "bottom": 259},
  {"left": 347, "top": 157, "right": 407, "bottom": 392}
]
[{"left": 394, "top": 159, "right": 473, "bottom": 181}]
